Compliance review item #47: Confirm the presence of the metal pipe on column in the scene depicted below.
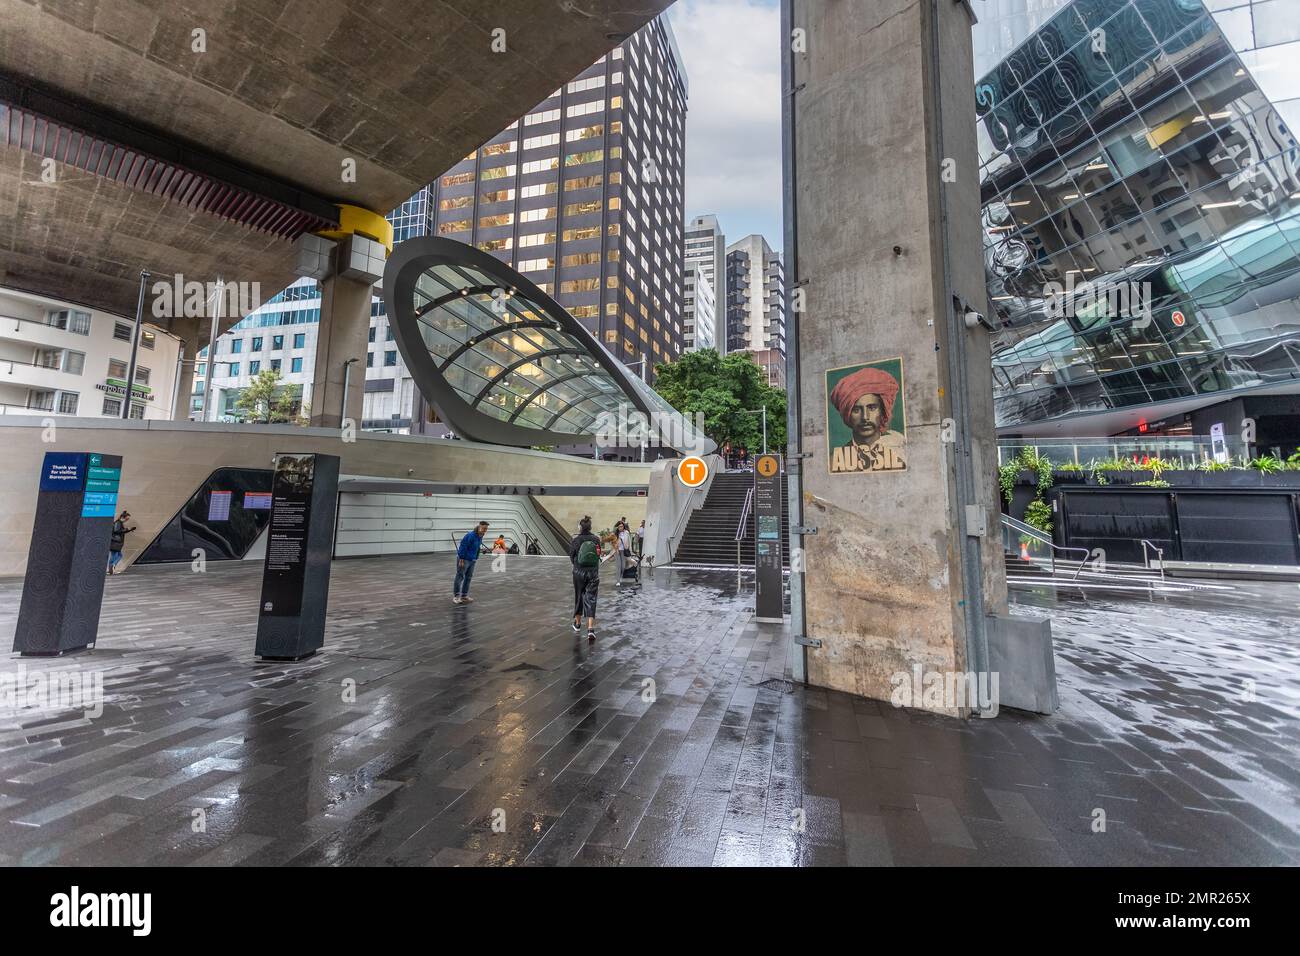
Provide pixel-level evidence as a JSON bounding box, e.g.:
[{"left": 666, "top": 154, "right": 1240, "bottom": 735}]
[{"left": 121, "top": 270, "right": 150, "bottom": 419}]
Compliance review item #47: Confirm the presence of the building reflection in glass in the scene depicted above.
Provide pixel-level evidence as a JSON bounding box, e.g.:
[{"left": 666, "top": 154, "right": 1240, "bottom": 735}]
[{"left": 975, "top": 0, "right": 1300, "bottom": 429}]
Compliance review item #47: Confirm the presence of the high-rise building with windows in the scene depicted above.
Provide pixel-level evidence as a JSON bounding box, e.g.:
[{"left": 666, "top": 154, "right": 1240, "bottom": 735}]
[
  {"left": 427, "top": 15, "right": 688, "bottom": 383},
  {"left": 685, "top": 264, "right": 716, "bottom": 352},
  {"left": 202, "top": 16, "right": 687, "bottom": 436},
  {"left": 724, "top": 234, "right": 787, "bottom": 387},
  {"left": 974, "top": 0, "right": 1300, "bottom": 454},
  {"left": 685, "top": 213, "right": 727, "bottom": 352}
]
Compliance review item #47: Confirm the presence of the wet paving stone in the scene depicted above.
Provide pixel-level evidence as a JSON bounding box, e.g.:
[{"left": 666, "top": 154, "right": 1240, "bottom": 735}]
[{"left": 1, "top": 554, "right": 1298, "bottom": 865}]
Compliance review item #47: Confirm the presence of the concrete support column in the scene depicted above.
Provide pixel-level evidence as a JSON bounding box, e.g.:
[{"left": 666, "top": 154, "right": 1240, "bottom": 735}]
[
  {"left": 171, "top": 318, "right": 199, "bottom": 420},
  {"left": 309, "top": 272, "right": 372, "bottom": 429},
  {"left": 789, "top": 0, "right": 1006, "bottom": 714}
]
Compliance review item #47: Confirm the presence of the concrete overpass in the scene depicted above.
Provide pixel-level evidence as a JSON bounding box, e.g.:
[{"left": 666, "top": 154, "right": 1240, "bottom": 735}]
[{"left": 0, "top": 0, "right": 672, "bottom": 420}]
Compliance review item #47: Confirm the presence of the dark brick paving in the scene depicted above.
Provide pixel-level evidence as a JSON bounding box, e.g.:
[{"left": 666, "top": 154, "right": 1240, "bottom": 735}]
[{"left": 1, "top": 556, "right": 1297, "bottom": 866}]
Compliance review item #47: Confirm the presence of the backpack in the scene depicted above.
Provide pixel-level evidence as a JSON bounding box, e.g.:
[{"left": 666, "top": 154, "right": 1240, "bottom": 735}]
[{"left": 576, "top": 538, "right": 600, "bottom": 568}]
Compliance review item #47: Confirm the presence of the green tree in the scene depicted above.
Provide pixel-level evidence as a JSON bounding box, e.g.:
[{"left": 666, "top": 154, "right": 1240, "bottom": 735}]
[
  {"left": 652, "top": 349, "right": 787, "bottom": 453},
  {"left": 234, "top": 368, "right": 300, "bottom": 424}
]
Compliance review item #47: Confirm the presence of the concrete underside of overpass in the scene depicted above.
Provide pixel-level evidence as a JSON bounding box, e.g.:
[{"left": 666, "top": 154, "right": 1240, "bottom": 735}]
[{"left": 0, "top": 0, "right": 672, "bottom": 321}]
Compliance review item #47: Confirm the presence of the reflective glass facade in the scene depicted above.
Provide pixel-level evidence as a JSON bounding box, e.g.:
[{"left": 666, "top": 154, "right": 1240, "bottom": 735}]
[{"left": 975, "top": 0, "right": 1300, "bottom": 429}]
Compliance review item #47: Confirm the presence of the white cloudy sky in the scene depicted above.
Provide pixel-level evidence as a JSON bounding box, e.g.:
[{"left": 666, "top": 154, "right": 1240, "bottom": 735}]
[{"left": 667, "top": 0, "right": 783, "bottom": 251}]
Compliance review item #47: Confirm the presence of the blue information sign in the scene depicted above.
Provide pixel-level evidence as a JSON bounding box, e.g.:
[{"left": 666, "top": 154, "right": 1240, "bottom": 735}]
[{"left": 39, "top": 452, "right": 87, "bottom": 492}]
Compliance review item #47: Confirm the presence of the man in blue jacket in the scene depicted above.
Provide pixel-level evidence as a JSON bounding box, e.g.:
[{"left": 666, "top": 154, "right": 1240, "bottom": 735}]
[{"left": 453, "top": 520, "right": 489, "bottom": 604}]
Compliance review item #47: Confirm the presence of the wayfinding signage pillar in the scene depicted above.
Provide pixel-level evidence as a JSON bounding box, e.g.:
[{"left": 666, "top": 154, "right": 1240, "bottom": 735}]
[
  {"left": 15, "top": 452, "right": 123, "bottom": 655},
  {"left": 754, "top": 453, "right": 784, "bottom": 623},
  {"left": 254, "top": 452, "right": 340, "bottom": 660}
]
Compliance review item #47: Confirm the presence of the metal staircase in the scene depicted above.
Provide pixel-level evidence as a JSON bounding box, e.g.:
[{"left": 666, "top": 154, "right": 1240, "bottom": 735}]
[{"left": 671, "top": 471, "right": 791, "bottom": 568}]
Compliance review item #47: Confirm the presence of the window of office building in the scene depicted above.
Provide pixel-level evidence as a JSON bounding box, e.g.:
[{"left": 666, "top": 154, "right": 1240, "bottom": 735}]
[
  {"left": 482, "top": 141, "right": 515, "bottom": 156},
  {"left": 442, "top": 171, "right": 473, "bottom": 188},
  {"left": 481, "top": 188, "right": 515, "bottom": 204},
  {"left": 102, "top": 397, "right": 121, "bottom": 416},
  {"left": 134, "top": 366, "right": 150, "bottom": 385},
  {"left": 140, "top": 330, "right": 155, "bottom": 350},
  {"left": 293, "top": 333, "right": 305, "bottom": 349},
  {"left": 479, "top": 237, "right": 513, "bottom": 252},
  {"left": 523, "top": 132, "right": 559, "bottom": 150},
  {"left": 564, "top": 149, "right": 603, "bottom": 167},
  {"left": 384, "top": 350, "right": 397, "bottom": 367},
  {"left": 440, "top": 195, "right": 473, "bottom": 211},
  {"left": 479, "top": 213, "right": 514, "bottom": 229},
  {"left": 439, "top": 219, "right": 470, "bottom": 234},
  {"left": 228, "top": 363, "right": 239, "bottom": 376},
  {"left": 566, "top": 124, "right": 604, "bottom": 143},
  {"left": 480, "top": 164, "right": 517, "bottom": 181},
  {"left": 252, "top": 336, "right": 263, "bottom": 351},
  {"left": 272, "top": 335, "right": 283, "bottom": 350},
  {"left": 367, "top": 352, "right": 374, "bottom": 368},
  {"left": 291, "top": 357, "right": 303, "bottom": 373},
  {"left": 521, "top": 182, "right": 557, "bottom": 199},
  {"left": 113, "top": 322, "right": 132, "bottom": 342},
  {"left": 249, "top": 360, "right": 260, "bottom": 374},
  {"left": 564, "top": 199, "right": 602, "bottom": 217},
  {"left": 57, "top": 392, "right": 79, "bottom": 415},
  {"left": 520, "top": 207, "right": 555, "bottom": 223},
  {"left": 518, "top": 232, "right": 555, "bottom": 248},
  {"left": 230, "top": 339, "right": 242, "bottom": 354},
  {"left": 270, "top": 359, "right": 281, "bottom": 371}
]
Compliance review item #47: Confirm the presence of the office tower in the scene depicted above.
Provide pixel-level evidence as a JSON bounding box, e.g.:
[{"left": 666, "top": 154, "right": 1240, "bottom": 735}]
[
  {"left": 685, "top": 213, "right": 727, "bottom": 352},
  {"left": 974, "top": 0, "right": 1300, "bottom": 452},
  {"left": 724, "top": 234, "right": 787, "bottom": 388},
  {"left": 684, "top": 263, "right": 716, "bottom": 351},
  {"left": 427, "top": 14, "right": 688, "bottom": 384}
]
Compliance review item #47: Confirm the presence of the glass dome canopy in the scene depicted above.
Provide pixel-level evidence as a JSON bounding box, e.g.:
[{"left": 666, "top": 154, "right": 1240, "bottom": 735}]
[{"left": 383, "top": 237, "right": 712, "bottom": 453}]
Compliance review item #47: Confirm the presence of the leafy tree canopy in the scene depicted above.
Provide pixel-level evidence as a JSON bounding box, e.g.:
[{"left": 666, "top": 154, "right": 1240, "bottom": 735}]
[
  {"left": 652, "top": 349, "right": 787, "bottom": 454},
  {"left": 234, "top": 368, "right": 302, "bottom": 424}
]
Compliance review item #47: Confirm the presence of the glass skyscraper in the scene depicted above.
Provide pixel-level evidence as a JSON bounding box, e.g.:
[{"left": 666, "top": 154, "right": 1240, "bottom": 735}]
[{"left": 974, "top": 0, "right": 1300, "bottom": 451}]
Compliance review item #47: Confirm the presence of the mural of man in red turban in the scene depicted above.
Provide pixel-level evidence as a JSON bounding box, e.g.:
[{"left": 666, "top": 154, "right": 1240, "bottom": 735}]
[{"left": 828, "top": 363, "right": 906, "bottom": 473}]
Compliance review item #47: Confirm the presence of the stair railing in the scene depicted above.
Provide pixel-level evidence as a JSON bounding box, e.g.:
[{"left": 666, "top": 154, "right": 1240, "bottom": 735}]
[
  {"left": 735, "top": 486, "right": 754, "bottom": 569},
  {"left": 1139, "top": 539, "right": 1166, "bottom": 581},
  {"left": 1000, "top": 513, "right": 1090, "bottom": 579}
]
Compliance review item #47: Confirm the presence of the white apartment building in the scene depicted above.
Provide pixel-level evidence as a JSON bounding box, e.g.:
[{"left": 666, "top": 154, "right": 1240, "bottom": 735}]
[{"left": 0, "top": 286, "right": 182, "bottom": 420}]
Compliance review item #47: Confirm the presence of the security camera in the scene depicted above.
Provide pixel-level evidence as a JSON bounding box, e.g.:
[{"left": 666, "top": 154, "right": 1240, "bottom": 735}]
[{"left": 963, "top": 309, "right": 983, "bottom": 329}]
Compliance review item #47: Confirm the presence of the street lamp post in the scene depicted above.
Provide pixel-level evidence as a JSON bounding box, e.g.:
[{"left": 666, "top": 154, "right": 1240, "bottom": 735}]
[
  {"left": 341, "top": 357, "right": 359, "bottom": 425},
  {"left": 202, "top": 277, "right": 224, "bottom": 423},
  {"left": 627, "top": 357, "right": 648, "bottom": 462},
  {"left": 743, "top": 406, "right": 768, "bottom": 455}
]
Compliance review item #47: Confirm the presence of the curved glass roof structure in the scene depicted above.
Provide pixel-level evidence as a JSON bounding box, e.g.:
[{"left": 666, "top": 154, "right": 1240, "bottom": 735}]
[{"left": 382, "top": 237, "right": 711, "bottom": 453}]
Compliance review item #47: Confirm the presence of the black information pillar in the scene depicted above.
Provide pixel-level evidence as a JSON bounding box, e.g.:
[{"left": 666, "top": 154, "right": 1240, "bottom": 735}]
[
  {"left": 254, "top": 452, "right": 340, "bottom": 660},
  {"left": 15, "top": 452, "right": 123, "bottom": 655},
  {"left": 754, "top": 453, "right": 785, "bottom": 623}
]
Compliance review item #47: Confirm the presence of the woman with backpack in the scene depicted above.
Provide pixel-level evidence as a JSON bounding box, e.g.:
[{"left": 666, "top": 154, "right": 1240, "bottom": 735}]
[{"left": 569, "top": 515, "right": 602, "bottom": 642}]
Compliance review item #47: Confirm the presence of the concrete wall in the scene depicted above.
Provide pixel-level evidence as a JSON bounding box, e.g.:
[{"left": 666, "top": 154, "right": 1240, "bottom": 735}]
[
  {"left": 0, "top": 417, "right": 650, "bottom": 577},
  {"left": 336, "top": 492, "right": 567, "bottom": 557},
  {"left": 791, "top": 0, "right": 1006, "bottom": 713}
]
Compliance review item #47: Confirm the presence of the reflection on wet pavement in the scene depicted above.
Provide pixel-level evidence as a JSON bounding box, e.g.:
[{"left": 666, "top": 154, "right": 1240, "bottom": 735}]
[{"left": 0, "top": 555, "right": 1296, "bottom": 866}]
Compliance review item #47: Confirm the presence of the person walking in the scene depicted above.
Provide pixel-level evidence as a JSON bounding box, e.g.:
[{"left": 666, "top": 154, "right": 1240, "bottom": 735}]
[
  {"left": 453, "top": 520, "right": 489, "bottom": 604},
  {"left": 570, "top": 515, "right": 602, "bottom": 642},
  {"left": 107, "top": 510, "right": 136, "bottom": 575},
  {"left": 636, "top": 519, "right": 645, "bottom": 556},
  {"left": 612, "top": 520, "right": 626, "bottom": 581},
  {"left": 617, "top": 521, "right": 634, "bottom": 585}
]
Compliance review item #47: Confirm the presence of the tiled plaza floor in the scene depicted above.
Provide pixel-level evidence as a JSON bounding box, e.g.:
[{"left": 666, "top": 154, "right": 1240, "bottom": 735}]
[{"left": 0, "top": 555, "right": 1297, "bottom": 866}]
